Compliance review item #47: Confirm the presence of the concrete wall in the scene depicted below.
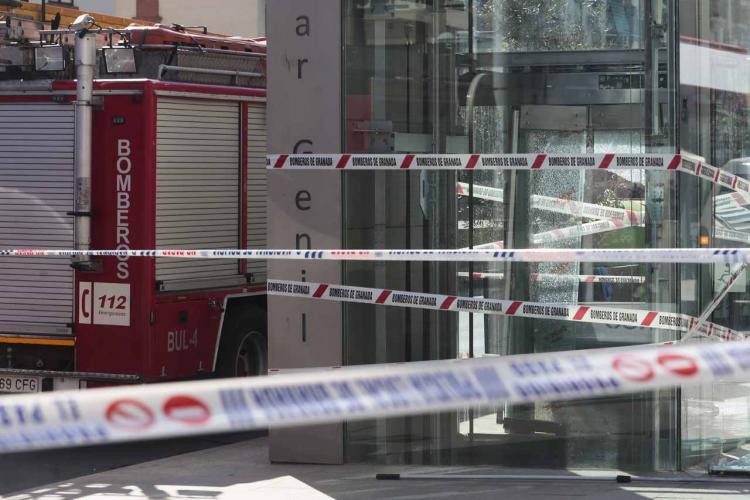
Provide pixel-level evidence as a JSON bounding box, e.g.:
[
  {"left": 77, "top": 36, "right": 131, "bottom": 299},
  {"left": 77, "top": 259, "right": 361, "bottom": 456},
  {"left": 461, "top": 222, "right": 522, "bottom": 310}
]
[
  {"left": 35, "top": 0, "right": 266, "bottom": 37},
  {"left": 150, "top": 0, "right": 265, "bottom": 37},
  {"left": 114, "top": 0, "right": 136, "bottom": 19},
  {"left": 28, "top": 0, "right": 119, "bottom": 15},
  {"left": 266, "top": 0, "right": 343, "bottom": 464}
]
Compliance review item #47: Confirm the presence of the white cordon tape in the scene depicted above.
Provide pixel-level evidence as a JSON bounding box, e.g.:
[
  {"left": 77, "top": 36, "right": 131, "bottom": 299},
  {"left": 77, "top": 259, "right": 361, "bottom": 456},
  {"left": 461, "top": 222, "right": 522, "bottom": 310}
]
[
  {"left": 459, "top": 272, "right": 646, "bottom": 284},
  {"left": 456, "top": 182, "right": 504, "bottom": 202},
  {"left": 456, "top": 185, "right": 646, "bottom": 225},
  {"left": 716, "top": 191, "right": 750, "bottom": 208},
  {"left": 716, "top": 227, "right": 750, "bottom": 245},
  {"left": 4, "top": 248, "right": 750, "bottom": 263},
  {"left": 458, "top": 271, "right": 506, "bottom": 280},
  {"left": 2, "top": 338, "right": 750, "bottom": 453},
  {"left": 267, "top": 280, "right": 743, "bottom": 342},
  {"left": 531, "top": 273, "right": 646, "bottom": 284},
  {"left": 530, "top": 195, "right": 644, "bottom": 225},
  {"left": 463, "top": 241, "right": 505, "bottom": 250},
  {"left": 268, "top": 154, "right": 750, "bottom": 199},
  {"left": 532, "top": 220, "right": 643, "bottom": 245}
]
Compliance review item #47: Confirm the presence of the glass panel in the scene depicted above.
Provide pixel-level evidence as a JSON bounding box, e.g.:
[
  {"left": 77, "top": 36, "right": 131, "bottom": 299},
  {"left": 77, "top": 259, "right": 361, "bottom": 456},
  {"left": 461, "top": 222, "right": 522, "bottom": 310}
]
[
  {"left": 679, "top": 0, "right": 750, "bottom": 473},
  {"left": 343, "top": 0, "right": 687, "bottom": 471},
  {"left": 343, "top": 0, "right": 461, "bottom": 465},
  {"left": 475, "top": 0, "right": 643, "bottom": 51}
]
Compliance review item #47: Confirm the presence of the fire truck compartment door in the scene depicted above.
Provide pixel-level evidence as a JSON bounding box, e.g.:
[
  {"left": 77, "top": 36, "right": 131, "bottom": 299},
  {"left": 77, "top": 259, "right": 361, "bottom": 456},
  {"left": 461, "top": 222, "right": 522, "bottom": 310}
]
[
  {"left": 156, "top": 97, "right": 244, "bottom": 291},
  {"left": 0, "top": 102, "right": 74, "bottom": 335},
  {"left": 246, "top": 102, "right": 267, "bottom": 286}
]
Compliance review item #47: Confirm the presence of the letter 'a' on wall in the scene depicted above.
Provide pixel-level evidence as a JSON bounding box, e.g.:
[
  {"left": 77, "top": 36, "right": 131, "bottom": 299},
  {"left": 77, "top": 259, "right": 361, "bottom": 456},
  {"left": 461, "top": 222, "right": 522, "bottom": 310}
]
[{"left": 266, "top": 0, "right": 344, "bottom": 464}]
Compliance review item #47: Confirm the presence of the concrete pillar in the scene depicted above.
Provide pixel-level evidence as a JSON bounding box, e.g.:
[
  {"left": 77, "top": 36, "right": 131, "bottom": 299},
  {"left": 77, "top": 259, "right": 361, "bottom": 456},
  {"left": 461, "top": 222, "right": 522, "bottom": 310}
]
[{"left": 136, "top": 0, "right": 160, "bottom": 22}]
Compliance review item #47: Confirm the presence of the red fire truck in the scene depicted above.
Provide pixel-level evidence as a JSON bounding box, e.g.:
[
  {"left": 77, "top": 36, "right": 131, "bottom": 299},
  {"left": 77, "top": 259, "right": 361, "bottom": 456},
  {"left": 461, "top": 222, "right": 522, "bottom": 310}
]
[{"left": 0, "top": 16, "right": 268, "bottom": 391}]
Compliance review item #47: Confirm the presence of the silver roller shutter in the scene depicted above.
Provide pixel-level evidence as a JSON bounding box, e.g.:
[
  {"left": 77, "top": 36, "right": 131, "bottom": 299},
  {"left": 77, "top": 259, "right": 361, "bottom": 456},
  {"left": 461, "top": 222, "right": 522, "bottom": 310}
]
[
  {"left": 156, "top": 97, "right": 243, "bottom": 291},
  {"left": 0, "top": 102, "right": 74, "bottom": 334},
  {"left": 247, "top": 103, "right": 266, "bottom": 284}
]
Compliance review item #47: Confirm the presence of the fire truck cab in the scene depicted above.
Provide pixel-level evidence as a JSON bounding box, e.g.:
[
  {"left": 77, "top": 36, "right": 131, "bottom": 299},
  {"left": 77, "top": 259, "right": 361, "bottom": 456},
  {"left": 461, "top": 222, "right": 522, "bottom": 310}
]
[{"left": 0, "top": 17, "right": 268, "bottom": 390}]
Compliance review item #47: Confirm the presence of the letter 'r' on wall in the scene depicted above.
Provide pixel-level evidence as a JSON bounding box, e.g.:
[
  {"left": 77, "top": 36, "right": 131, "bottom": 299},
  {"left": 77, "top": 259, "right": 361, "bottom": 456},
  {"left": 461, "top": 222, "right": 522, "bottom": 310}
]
[{"left": 266, "top": 0, "right": 343, "bottom": 465}]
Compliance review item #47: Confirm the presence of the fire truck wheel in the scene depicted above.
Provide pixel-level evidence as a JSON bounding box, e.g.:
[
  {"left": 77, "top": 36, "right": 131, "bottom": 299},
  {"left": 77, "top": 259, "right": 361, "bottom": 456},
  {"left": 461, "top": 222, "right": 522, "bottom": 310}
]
[{"left": 216, "top": 307, "right": 267, "bottom": 378}]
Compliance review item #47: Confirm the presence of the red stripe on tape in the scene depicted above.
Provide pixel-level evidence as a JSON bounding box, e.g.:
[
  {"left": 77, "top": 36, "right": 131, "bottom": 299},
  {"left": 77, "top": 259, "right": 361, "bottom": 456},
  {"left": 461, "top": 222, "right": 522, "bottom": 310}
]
[
  {"left": 506, "top": 301, "right": 522, "bottom": 315},
  {"left": 667, "top": 155, "right": 681, "bottom": 170},
  {"left": 641, "top": 311, "right": 658, "bottom": 326},
  {"left": 584, "top": 276, "right": 595, "bottom": 282},
  {"left": 466, "top": 154, "right": 480, "bottom": 169},
  {"left": 336, "top": 154, "right": 351, "bottom": 169},
  {"left": 714, "top": 169, "right": 721, "bottom": 182},
  {"left": 573, "top": 306, "right": 589, "bottom": 321},
  {"left": 598, "top": 153, "right": 615, "bottom": 169},
  {"left": 626, "top": 210, "right": 639, "bottom": 225},
  {"left": 401, "top": 154, "right": 415, "bottom": 169},
  {"left": 273, "top": 155, "right": 288, "bottom": 169},
  {"left": 531, "top": 154, "right": 547, "bottom": 169},
  {"left": 375, "top": 290, "right": 392, "bottom": 304},
  {"left": 313, "top": 284, "right": 329, "bottom": 298},
  {"left": 440, "top": 296, "right": 457, "bottom": 310},
  {"left": 733, "top": 177, "right": 739, "bottom": 189}
]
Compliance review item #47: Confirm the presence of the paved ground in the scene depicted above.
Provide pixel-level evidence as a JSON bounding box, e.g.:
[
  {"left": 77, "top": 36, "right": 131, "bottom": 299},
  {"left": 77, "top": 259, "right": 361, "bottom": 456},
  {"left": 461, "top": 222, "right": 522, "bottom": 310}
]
[
  {"left": 0, "top": 432, "right": 263, "bottom": 495},
  {"left": 5, "top": 436, "right": 750, "bottom": 499}
]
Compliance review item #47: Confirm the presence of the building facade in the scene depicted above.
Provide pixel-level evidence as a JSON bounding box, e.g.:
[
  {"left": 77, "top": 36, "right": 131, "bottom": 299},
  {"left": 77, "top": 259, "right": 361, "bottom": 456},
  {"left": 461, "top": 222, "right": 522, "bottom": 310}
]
[
  {"left": 26, "top": 0, "right": 266, "bottom": 37},
  {"left": 269, "top": 0, "right": 749, "bottom": 472}
]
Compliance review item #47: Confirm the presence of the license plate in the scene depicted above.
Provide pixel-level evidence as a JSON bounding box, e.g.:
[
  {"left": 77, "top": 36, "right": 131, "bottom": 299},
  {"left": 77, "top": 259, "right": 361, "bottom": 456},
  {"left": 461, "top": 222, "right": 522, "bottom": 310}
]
[{"left": 0, "top": 375, "right": 41, "bottom": 393}]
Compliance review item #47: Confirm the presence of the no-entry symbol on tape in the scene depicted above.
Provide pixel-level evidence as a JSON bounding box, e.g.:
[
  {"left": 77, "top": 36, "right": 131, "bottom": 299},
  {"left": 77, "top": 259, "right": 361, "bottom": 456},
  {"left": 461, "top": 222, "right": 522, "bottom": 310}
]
[
  {"left": 613, "top": 352, "right": 699, "bottom": 383},
  {"left": 105, "top": 399, "right": 155, "bottom": 431},
  {"left": 163, "top": 395, "right": 211, "bottom": 425},
  {"left": 657, "top": 353, "right": 699, "bottom": 377},
  {"left": 612, "top": 355, "right": 655, "bottom": 382}
]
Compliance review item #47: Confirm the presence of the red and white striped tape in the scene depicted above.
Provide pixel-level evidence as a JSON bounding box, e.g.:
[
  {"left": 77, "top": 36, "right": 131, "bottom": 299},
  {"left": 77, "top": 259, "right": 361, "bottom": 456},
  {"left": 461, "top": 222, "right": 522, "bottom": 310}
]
[
  {"left": 531, "top": 195, "right": 644, "bottom": 225},
  {"left": 268, "top": 153, "right": 681, "bottom": 171},
  {"left": 455, "top": 185, "right": 645, "bottom": 225},
  {"left": 458, "top": 271, "right": 506, "bottom": 280},
  {"left": 268, "top": 153, "right": 750, "bottom": 200},
  {"left": 267, "top": 280, "right": 743, "bottom": 342},
  {"left": 716, "top": 191, "right": 750, "bottom": 209},
  {"left": 678, "top": 154, "right": 750, "bottom": 193},
  {"left": 532, "top": 219, "right": 642, "bottom": 245},
  {"left": 456, "top": 182, "right": 504, "bottom": 202},
  {"left": 459, "top": 272, "right": 645, "bottom": 284},
  {"left": 531, "top": 273, "right": 646, "bottom": 284},
  {"left": 716, "top": 227, "right": 750, "bottom": 245},
  {"left": 462, "top": 241, "right": 505, "bottom": 250}
]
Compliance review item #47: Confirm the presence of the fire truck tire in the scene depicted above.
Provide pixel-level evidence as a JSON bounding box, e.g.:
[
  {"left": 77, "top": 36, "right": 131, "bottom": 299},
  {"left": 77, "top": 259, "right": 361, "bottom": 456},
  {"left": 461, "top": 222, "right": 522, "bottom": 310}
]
[{"left": 216, "top": 306, "right": 267, "bottom": 378}]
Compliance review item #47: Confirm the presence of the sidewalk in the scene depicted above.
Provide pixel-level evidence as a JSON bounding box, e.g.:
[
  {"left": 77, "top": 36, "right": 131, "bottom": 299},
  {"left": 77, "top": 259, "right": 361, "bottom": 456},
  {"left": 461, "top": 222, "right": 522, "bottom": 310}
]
[{"left": 6, "top": 437, "right": 750, "bottom": 499}]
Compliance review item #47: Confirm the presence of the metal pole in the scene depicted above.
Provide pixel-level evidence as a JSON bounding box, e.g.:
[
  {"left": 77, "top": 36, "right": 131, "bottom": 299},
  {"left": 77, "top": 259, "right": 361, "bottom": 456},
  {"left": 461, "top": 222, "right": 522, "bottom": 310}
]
[
  {"left": 72, "top": 31, "right": 96, "bottom": 270},
  {"left": 465, "top": 71, "right": 489, "bottom": 441},
  {"left": 376, "top": 472, "right": 750, "bottom": 484},
  {"left": 465, "top": 72, "right": 490, "bottom": 354}
]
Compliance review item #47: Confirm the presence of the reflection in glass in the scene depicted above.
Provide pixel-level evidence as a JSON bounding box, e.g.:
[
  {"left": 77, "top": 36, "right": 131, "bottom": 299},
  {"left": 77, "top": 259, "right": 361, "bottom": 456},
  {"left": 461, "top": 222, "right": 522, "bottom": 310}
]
[{"left": 341, "top": 0, "right": 750, "bottom": 473}]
